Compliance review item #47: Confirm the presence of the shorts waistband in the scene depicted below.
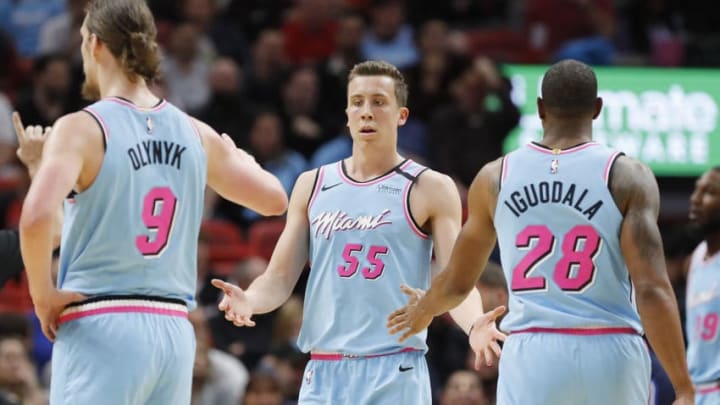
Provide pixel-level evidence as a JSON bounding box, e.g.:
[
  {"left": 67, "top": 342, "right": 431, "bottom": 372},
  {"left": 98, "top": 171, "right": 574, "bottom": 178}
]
[
  {"left": 696, "top": 379, "right": 720, "bottom": 395},
  {"left": 59, "top": 295, "right": 188, "bottom": 325},
  {"left": 310, "top": 347, "right": 420, "bottom": 361},
  {"left": 510, "top": 327, "right": 640, "bottom": 336}
]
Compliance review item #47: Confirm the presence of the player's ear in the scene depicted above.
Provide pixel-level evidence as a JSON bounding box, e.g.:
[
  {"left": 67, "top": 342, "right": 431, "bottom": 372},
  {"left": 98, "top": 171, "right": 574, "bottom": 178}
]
[
  {"left": 397, "top": 107, "right": 409, "bottom": 126},
  {"left": 537, "top": 97, "right": 546, "bottom": 120},
  {"left": 592, "top": 97, "right": 603, "bottom": 119}
]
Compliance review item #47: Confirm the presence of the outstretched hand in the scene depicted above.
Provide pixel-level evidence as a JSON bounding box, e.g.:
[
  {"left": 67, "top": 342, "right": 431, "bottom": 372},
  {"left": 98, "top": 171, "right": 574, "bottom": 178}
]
[
  {"left": 211, "top": 279, "right": 256, "bottom": 327},
  {"left": 468, "top": 306, "right": 507, "bottom": 370},
  {"left": 12, "top": 111, "right": 51, "bottom": 175},
  {"left": 387, "top": 284, "right": 434, "bottom": 343}
]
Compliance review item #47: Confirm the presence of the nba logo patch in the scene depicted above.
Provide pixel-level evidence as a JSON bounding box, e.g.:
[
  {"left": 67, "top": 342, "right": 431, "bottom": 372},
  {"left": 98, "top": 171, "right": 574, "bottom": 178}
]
[
  {"left": 146, "top": 116, "right": 154, "bottom": 134},
  {"left": 305, "top": 369, "right": 314, "bottom": 385},
  {"left": 550, "top": 159, "right": 559, "bottom": 174}
]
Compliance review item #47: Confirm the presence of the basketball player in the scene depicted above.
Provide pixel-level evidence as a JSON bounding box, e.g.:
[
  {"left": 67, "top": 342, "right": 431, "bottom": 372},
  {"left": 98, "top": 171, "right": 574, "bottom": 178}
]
[
  {"left": 686, "top": 167, "right": 720, "bottom": 405},
  {"left": 212, "top": 60, "right": 499, "bottom": 404},
  {"left": 18, "top": 1, "right": 288, "bottom": 404},
  {"left": 387, "top": 59, "right": 694, "bottom": 404}
]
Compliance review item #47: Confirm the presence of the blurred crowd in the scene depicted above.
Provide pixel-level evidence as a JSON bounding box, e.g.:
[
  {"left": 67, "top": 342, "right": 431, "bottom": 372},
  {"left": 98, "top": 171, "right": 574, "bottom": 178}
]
[{"left": 0, "top": 0, "right": 715, "bottom": 404}]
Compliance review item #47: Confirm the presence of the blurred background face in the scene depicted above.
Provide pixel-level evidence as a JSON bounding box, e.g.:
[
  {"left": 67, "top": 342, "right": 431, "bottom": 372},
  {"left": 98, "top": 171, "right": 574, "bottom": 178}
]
[
  {"left": 689, "top": 169, "right": 720, "bottom": 236},
  {"left": 244, "top": 374, "right": 284, "bottom": 405},
  {"left": 0, "top": 337, "right": 28, "bottom": 390},
  {"left": 170, "top": 23, "right": 201, "bottom": 64},
  {"left": 371, "top": 1, "right": 404, "bottom": 40},
  {"left": 336, "top": 15, "right": 365, "bottom": 53},
  {"left": 283, "top": 68, "right": 319, "bottom": 114},
  {"left": 419, "top": 20, "right": 448, "bottom": 54},
  {"left": 441, "top": 370, "right": 488, "bottom": 405},
  {"left": 249, "top": 112, "right": 284, "bottom": 159},
  {"left": 209, "top": 58, "right": 242, "bottom": 95},
  {"left": 38, "top": 59, "right": 71, "bottom": 102}
]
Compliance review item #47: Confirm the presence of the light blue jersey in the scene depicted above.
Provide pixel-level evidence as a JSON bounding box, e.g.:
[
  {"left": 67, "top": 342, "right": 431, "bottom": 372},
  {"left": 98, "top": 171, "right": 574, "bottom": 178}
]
[
  {"left": 686, "top": 242, "right": 720, "bottom": 403},
  {"left": 493, "top": 142, "right": 651, "bottom": 405},
  {"left": 51, "top": 97, "right": 205, "bottom": 405},
  {"left": 299, "top": 159, "right": 433, "bottom": 355},
  {"left": 495, "top": 141, "right": 642, "bottom": 333},
  {"left": 59, "top": 96, "right": 206, "bottom": 308}
]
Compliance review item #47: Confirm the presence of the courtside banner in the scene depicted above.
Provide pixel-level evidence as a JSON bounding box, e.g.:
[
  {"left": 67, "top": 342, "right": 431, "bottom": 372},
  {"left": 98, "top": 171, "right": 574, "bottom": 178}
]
[{"left": 503, "top": 65, "right": 720, "bottom": 176}]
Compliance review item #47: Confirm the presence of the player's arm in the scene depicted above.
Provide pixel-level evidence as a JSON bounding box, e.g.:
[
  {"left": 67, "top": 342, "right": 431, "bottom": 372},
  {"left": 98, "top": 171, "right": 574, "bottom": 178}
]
[
  {"left": 417, "top": 159, "right": 501, "bottom": 317},
  {"left": 419, "top": 170, "right": 485, "bottom": 333},
  {"left": 192, "top": 117, "right": 288, "bottom": 216},
  {"left": 20, "top": 112, "right": 93, "bottom": 300},
  {"left": 612, "top": 155, "right": 694, "bottom": 398},
  {"left": 239, "top": 170, "right": 315, "bottom": 313}
]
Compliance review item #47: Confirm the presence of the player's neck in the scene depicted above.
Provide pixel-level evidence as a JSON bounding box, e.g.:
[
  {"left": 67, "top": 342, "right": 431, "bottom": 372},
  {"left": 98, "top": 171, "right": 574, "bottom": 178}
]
[
  {"left": 705, "top": 233, "right": 720, "bottom": 258},
  {"left": 98, "top": 69, "right": 158, "bottom": 108},
  {"left": 541, "top": 119, "right": 593, "bottom": 149},
  {"left": 347, "top": 144, "right": 403, "bottom": 181}
]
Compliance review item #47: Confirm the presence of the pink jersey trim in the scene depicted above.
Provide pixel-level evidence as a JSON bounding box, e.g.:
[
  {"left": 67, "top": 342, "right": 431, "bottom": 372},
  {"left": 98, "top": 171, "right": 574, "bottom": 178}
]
[
  {"left": 603, "top": 151, "right": 622, "bottom": 185},
  {"left": 527, "top": 142, "right": 598, "bottom": 155},
  {"left": 58, "top": 306, "right": 187, "bottom": 325},
  {"left": 698, "top": 384, "right": 720, "bottom": 395},
  {"left": 310, "top": 347, "right": 419, "bottom": 361},
  {"left": 336, "top": 159, "right": 413, "bottom": 186},
  {"left": 402, "top": 166, "right": 430, "bottom": 240},
  {"left": 83, "top": 106, "right": 109, "bottom": 142},
  {"left": 501, "top": 155, "right": 510, "bottom": 186},
  {"left": 307, "top": 167, "right": 325, "bottom": 213},
  {"left": 511, "top": 327, "right": 639, "bottom": 336},
  {"left": 105, "top": 96, "right": 168, "bottom": 112},
  {"left": 185, "top": 115, "right": 202, "bottom": 140}
]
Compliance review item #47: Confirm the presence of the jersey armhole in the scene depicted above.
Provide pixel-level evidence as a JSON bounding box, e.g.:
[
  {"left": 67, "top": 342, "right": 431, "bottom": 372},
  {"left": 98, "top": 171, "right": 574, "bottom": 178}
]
[
  {"left": 604, "top": 151, "right": 625, "bottom": 189},
  {"left": 499, "top": 155, "right": 510, "bottom": 190},
  {"left": 405, "top": 167, "right": 431, "bottom": 239},
  {"left": 306, "top": 167, "right": 323, "bottom": 213},
  {"left": 81, "top": 108, "right": 107, "bottom": 151}
]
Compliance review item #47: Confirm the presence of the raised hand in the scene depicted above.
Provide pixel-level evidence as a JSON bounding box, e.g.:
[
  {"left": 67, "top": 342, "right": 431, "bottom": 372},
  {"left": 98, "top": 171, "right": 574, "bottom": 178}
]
[
  {"left": 387, "top": 284, "right": 434, "bottom": 343},
  {"left": 12, "top": 112, "right": 51, "bottom": 175},
  {"left": 468, "top": 306, "right": 507, "bottom": 369},
  {"left": 211, "top": 278, "right": 256, "bottom": 327}
]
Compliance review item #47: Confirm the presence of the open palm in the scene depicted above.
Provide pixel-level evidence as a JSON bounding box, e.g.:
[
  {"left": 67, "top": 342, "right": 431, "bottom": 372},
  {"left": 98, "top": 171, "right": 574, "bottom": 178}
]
[{"left": 211, "top": 279, "right": 256, "bottom": 327}]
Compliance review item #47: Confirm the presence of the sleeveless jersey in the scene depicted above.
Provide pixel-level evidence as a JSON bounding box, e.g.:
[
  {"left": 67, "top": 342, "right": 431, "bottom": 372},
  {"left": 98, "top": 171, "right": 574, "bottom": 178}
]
[
  {"left": 686, "top": 242, "right": 720, "bottom": 384},
  {"left": 494, "top": 142, "right": 642, "bottom": 333},
  {"left": 58, "top": 97, "right": 206, "bottom": 308},
  {"left": 298, "top": 159, "right": 433, "bottom": 354}
]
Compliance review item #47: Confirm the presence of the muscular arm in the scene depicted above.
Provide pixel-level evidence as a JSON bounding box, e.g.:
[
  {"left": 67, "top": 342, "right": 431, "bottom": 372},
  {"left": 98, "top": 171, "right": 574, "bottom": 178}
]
[
  {"left": 20, "top": 112, "right": 93, "bottom": 300},
  {"left": 192, "top": 117, "right": 288, "bottom": 216},
  {"left": 242, "top": 170, "right": 315, "bottom": 314},
  {"left": 417, "top": 159, "right": 502, "bottom": 317},
  {"left": 612, "top": 156, "right": 693, "bottom": 397},
  {"left": 419, "top": 170, "right": 484, "bottom": 333}
]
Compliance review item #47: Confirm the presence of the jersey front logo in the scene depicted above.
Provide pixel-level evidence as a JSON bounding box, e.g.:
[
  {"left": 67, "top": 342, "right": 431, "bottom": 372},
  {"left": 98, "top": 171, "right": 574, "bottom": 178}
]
[
  {"left": 550, "top": 159, "right": 559, "bottom": 174},
  {"left": 321, "top": 182, "right": 342, "bottom": 191},
  {"left": 311, "top": 209, "right": 392, "bottom": 239},
  {"left": 146, "top": 116, "right": 154, "bottom": 134}
]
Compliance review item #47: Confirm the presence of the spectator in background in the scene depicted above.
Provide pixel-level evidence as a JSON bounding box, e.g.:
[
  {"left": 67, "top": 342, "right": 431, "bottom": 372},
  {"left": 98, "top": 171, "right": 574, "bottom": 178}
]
[
  {"left": 38, "top": 0, "right": 90, "bottom": 61},
  {"left": 198, "top": 57, "right": 252, "bottom": 148},
  {"left": 161, "top": 22, "right": 213, "bottom": 114},
  {"left": 404, "top": 19, "right": 470, "bottom": 123},
  {"left": 14, "top": 54, "right": 72, "bottom": 128},
  {"left": 190, "top": 310, "right": 249, "bottom": 405},
  {"left": 0, "top": 94, "right": 16, "bottom": 167},
  {"left": 0, "top": 0, "right": 65, "bottom": 58},
  {"left": 181, "top": 0, "right": 249, "bottom": 65},
  {"left": 210, "top": 257, "right": 276, "bottom": 371},
  {"left": 361, "top": 0, "right": 419, "bottom": 69},
  {"left": 242, "top": 372, "right": 286, "bottom": 405},
  {"left": 440, "top": 369, "right": 489, "bottom": 405},
  {"left": 280, "top": 67, "right": 339, "bottom": 158},
  {"left": 0, "top": 335, "right": 46, "bottom": 405},
  {"left": 428, "top": 57, "right": 520, "bottom": 188},
  {"left": 245, "top": 29, "right": 289, "bottom": 110},
  {"left": 525, "top": 0, "right": 617, "bottom": 65},
  {"left": 243, "top": 110, "right": 306, "bottom": 225},
  {"left": 282, "top": 0, "right": 339, "bottom": 65}
]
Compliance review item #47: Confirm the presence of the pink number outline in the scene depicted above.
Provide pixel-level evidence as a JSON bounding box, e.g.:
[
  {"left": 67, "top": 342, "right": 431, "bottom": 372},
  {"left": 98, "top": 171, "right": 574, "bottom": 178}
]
[
  {"left": 338, "top": 243, "right": 390, "bottom": 280},
  {"left": 135, "top": 186, "right": 178, "bottom": 257},
  {"left": 511, "top": 225, "right": 602, "bottom": 293}
]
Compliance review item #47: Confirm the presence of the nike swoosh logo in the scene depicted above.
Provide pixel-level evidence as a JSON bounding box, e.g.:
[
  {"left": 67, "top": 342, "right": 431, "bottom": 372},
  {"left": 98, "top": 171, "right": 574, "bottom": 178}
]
[
  {"left": 399, "top": 365, "right": 413, "bottom": 372},
  {"left": 321, "top": 182, "right": 342, "bottom": 191}
]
